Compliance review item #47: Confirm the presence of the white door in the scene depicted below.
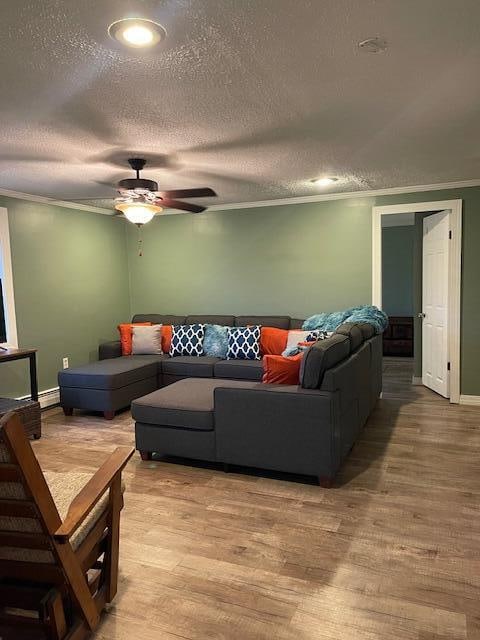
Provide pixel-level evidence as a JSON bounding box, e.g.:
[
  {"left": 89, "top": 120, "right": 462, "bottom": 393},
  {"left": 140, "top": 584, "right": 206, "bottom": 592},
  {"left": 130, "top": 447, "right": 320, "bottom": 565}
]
[{"left": 422, "top": 211, "right": 450, "bottom": 397}]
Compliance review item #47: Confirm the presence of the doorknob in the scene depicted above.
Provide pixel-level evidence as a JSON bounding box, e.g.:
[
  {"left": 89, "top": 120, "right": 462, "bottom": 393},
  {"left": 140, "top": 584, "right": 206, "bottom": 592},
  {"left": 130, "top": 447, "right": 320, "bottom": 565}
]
[{"left": 418, "top": 313, "right": 426, "bottom": 319}]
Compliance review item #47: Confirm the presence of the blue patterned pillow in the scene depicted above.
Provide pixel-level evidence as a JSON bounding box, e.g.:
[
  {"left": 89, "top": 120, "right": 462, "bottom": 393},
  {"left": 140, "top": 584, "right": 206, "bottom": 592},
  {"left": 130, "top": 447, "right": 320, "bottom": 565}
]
[
  {"left": 169, "top": 324, "right": 205, "bottom": 357},
  {"left": 227, "top": 326, "right": 261, "bottom": 360},
  {"left": 203, "top": 324, "right": 229, "bottom": 358}
]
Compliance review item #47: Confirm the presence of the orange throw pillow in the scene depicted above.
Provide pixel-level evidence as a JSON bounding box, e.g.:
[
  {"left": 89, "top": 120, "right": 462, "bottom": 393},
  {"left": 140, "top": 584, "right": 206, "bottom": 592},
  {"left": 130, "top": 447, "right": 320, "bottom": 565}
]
[
  {"left": 161, "top": 325, "right": 173, "bottom": 354},
  {"left": 262, "top": 353, "right": 303, "bottom": 385},
  {"left": 260, "top": 327, "right": 289, "bottom": 356},
  {"left": 118, "top": 323, "right": 151, "bottom": 356}
]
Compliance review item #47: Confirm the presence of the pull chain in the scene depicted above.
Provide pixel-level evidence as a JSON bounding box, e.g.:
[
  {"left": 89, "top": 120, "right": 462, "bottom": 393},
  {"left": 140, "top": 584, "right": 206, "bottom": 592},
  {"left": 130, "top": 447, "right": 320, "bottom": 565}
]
[{"left": 137, "top": 224, "right": 143, "bottom": 257}]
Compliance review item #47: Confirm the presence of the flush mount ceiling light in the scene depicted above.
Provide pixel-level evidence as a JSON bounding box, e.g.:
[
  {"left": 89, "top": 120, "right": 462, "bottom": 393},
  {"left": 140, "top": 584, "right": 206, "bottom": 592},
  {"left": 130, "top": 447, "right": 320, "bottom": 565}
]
[
  {"left": 358, "top": 37, "right": 388, "bottom": 53},
  {"left": 310, "top": 177, "right": 339, "bottom": 187},
  {"left": 108, "top": 18, "right": 166, "bottom": 48}
]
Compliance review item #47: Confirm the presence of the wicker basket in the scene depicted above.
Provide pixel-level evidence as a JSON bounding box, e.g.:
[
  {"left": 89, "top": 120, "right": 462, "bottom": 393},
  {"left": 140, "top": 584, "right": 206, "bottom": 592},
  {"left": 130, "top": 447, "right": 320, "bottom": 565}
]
[{"left": 0, "top": 397, "right": 41, "bottom": 439}]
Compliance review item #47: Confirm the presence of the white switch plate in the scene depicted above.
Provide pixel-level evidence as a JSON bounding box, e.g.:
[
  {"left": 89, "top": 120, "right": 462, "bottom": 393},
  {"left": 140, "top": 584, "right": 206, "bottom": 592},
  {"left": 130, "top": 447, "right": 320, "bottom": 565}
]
[{"left": 62, "top": 357, "right": 69, "bottom": 369}]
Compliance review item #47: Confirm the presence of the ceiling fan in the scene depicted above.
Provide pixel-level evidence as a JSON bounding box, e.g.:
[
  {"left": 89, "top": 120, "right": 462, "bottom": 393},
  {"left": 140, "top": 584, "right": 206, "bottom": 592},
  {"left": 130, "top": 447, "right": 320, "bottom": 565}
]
[{"left": 111, "top": 157, "right": 217, "bottom": 224}]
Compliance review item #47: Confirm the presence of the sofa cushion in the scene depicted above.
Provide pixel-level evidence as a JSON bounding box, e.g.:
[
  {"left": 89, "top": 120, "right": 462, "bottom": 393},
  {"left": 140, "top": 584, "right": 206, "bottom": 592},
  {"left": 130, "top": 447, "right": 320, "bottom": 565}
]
[
  {"left": 58, "top": 356, "right": 161, "bottom": 390},
  {"left": 356, "top": 322, "right": 375, "bottom": 340},
  {"left": 162, "top": 356, "right": 221, "bottom": 378},
  {"left": 300, "top": 334, "right": 350, "bottom": 389},
  {"left": 118, "top": 322, "right": 151, "bottom": 355},
  {"left": 186, "top": 315, "right": 235, "bottom": 326},
  {"left": 260, "top": 327, "right": 288, "bottom": 355},
  {"left": 203, "top": 324, "right": 229, "bottom": 358},
  {"left": 170, "top": 324, "right": 205, "bottom": 357},
  {"left": 334, "top": 322, "right": 364, "bottom": 352},
  {"left": 214, "top": 359, "right": 264, "bottom": 381},
  {"left": 262, "top": 354, "right": 303, "bottom": 384},
  {"left": 132, "top": 314, "right": 186, "bottom": 325},
  {"left": 132, "top": 378, "right": 258, "bottom": 430},
  {"left": 289, "top": 318, "right": 305, "bottom": 329},
  {"left": 227, "top": 326, "right": 261, "bottom": 360},
  {"left": 235, "top": 316, "right": 290, "bottom": 329},
  {"left": 132, "top": 324, "right": 163, "bottom": 355}
]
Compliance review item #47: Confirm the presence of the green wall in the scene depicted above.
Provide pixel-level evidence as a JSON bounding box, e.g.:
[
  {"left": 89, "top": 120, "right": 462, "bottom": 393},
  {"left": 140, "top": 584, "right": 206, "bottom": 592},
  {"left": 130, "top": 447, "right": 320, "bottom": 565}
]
[
  {"left": 127, "top": 186, "right": 480, "bottom": 396},
  {"left": 0, "top": 197, "right": 130, "bottom": 397},
  {"left": 1, "top": 184, "right": 479, "bottom": 398},
  {"left": 381, "top": 225, "right": 414, "bottom": 317},
  {"left": 127, "top": 200, "right": 373, "bottom": 318}
]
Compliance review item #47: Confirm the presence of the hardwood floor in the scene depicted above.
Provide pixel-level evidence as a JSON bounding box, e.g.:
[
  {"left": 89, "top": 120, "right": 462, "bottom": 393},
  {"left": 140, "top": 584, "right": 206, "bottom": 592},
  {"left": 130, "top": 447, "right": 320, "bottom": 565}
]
[{"left": 33, "top": 359, "right": 480, "bottom": 640}]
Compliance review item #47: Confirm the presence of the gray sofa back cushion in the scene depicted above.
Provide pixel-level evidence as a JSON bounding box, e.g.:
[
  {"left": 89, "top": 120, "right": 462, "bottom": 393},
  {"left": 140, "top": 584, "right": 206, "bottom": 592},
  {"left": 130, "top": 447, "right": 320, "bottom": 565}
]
[
  {"left": 235, "top": 315, "right": 290, "bottom": 329},
  {"left": 334, "top": 322, "right": 364, "bottom": 352},
  {"left": 289, "top": 318, "right": 304, "bottom": 329},
  {"left": 132, "top": 314, "right": 186, "bottom": 325},
  {"left": 186, "top": 315, "right": 235, "bottom": 326},
  {"left": 300, "top": 334, "right": 350, "bottom": 389},
  {"left": 356, "top": 322, "right": 375, "bottom": 340}
]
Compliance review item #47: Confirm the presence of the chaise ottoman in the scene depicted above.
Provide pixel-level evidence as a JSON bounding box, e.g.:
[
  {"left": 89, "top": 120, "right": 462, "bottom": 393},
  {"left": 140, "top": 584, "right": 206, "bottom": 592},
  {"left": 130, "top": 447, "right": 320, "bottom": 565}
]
[
  {"left": 132, "top": 378, "right": 259, "bottom": 461},
  {"left": 58, "top": 356, "right": 164, "bottom": 419}
]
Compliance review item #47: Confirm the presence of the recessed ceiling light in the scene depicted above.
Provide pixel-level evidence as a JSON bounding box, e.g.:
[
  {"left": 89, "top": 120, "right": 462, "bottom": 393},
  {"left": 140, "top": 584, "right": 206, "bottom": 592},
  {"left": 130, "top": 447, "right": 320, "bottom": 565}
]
[
  {"left": 358, "top": 37, "right": 388, "bottom": 53},
  {"left": 108, "top": 18, "right": 166, "bottom": 49},
  {"left": 310, "top": 177, "right": 339, "bottom": 187}
]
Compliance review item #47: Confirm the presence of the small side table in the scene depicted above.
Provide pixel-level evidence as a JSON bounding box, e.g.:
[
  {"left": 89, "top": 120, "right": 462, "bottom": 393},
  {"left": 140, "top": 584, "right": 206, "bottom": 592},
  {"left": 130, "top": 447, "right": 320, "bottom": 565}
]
[{"left": 0, "top": 347, "right": 38, "bottom": 401}]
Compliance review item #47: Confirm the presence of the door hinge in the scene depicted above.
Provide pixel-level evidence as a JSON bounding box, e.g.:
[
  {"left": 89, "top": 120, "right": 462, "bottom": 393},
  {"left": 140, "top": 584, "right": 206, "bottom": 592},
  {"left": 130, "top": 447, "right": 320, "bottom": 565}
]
[
  {"left": 449, "top": 230, "right": 452, "bottom": 239},
  {"left": 447, "top": 362, "right": 451, "bottom": 371}
]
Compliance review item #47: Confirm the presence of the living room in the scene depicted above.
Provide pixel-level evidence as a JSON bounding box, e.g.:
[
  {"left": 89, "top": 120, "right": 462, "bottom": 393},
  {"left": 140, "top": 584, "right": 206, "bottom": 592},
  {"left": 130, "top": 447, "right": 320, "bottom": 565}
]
[{"left": 1, "top": 2, "right": 479, "bottom": 639}]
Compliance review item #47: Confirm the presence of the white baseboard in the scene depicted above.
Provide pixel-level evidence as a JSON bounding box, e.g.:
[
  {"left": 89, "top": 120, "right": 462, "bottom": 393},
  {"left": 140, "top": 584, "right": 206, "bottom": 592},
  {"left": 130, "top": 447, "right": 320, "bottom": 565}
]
[
  {"left": 17, "top": 387, "right": 60, "bottom": 409},
  {"left": 412, "top": 376, "right": 423, "bottom": 386},
  {"left": 459, "top": 395, "right": 480, "bottom": 406}
]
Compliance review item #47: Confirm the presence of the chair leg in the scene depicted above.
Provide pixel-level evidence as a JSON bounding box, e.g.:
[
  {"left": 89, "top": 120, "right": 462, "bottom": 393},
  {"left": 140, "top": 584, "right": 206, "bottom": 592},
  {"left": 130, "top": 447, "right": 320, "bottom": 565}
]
[
  {"left": 62, "top": 407, "right": 73, "bottom": 416},
  {"left": 105, "top": 474, "right": 122, "bottom": 602},
  {"left": 43, "top": 589, "right": 68, "bottom": 640},
  {"left": 139, "top": 450, "right": 151, "bottom": 461},
  {"left": 103, "top": 410, "right": 115, "bottom": 420}
]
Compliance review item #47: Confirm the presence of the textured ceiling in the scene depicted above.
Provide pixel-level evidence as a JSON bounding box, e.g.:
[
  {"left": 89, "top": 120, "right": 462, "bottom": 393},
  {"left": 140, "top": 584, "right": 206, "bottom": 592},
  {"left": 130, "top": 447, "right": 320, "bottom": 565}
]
[{"left": 0, "top": 0, "right": 480, "bottom": 209}]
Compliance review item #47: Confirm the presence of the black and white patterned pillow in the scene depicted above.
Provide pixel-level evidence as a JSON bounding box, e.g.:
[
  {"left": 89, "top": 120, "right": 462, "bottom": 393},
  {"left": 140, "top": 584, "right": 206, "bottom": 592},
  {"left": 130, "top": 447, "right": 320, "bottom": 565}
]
[
  {"left": 227, "top": 326, "right": 261, "bottom": 360},
  {"left": 169, "top": 324, "right": 205, "bottom": 357}
]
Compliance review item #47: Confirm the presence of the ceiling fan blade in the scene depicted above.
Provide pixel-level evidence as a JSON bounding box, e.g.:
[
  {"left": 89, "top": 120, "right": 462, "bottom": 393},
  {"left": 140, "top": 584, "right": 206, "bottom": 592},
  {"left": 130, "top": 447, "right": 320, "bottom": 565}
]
[
  {"left": 161, "top": 199, "right": 206, "bottom": 213},
  {"left": 158, "top": 187, "right": 217, "bottom": 199}
]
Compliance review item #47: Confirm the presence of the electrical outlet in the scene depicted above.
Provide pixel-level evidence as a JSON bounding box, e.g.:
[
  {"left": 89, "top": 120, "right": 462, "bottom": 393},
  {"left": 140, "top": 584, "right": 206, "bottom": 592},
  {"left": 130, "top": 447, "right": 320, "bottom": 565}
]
[{"left": 62, "top": 357, "right": 69, "bottom": 369}]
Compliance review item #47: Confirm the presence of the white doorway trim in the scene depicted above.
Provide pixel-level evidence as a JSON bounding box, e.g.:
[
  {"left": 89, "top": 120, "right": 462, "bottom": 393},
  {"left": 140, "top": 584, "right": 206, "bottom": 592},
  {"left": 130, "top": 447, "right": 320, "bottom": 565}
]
[
  {"left": 0, "top": 207, "right": 19, "bottom": 348},
  {"left": 372, "top": 199, "right": 462, "bottom": 404}
]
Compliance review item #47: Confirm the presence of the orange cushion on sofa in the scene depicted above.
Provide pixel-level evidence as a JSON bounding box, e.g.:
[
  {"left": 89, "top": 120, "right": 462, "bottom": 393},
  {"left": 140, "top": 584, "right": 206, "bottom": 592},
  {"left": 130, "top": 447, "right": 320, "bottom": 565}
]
[
  {"left": 118, "top": 323, "right": 151, "bottom": 356},
  {"left": 161, "top": 324, "right": 173, "bottom": 354},
  {"left": 260, "top": 327, "right": 289, "bottom": 355},
  {"left": 262, "top": 353, "right": 303, "bottom": 385}
]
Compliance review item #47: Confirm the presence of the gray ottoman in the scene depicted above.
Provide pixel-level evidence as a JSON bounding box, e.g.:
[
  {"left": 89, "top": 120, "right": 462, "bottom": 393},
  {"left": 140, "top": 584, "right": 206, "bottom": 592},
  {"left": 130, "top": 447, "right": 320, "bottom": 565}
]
[
  {"left": 58, "top": 356, "right": 163, "bottom": 419},
  {"left": 133, "top": 378, "right": 258, "bottom": 460}
]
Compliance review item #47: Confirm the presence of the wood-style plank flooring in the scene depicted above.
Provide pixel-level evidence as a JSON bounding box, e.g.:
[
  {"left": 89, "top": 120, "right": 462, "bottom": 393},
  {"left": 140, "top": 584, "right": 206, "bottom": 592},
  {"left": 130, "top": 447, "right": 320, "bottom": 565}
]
[{"left": 34, "top": 358, "right": 480, "bottom": 640}]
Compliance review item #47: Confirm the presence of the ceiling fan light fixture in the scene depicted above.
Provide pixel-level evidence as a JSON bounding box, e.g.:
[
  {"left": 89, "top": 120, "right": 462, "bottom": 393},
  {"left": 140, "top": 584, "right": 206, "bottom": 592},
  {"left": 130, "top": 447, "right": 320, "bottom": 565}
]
[
  {"left": 115, "top": 201, "right": 162, "bottom": 224},
  {"left": 108, "top": 18, "right": 166, "bottom": 49}
]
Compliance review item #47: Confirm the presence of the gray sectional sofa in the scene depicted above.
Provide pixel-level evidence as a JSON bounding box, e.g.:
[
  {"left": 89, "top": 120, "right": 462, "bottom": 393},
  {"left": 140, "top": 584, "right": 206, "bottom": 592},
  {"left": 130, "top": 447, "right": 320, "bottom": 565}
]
[{"left": 58, "top": 313, "right": 383, "bottom": 485}]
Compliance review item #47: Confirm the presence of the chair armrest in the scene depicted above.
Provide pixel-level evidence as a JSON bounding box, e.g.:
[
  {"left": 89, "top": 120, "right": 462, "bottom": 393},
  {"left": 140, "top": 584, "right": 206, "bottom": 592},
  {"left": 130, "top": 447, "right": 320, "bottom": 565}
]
[
  {"left": 99, "top": 340, "right": 122, "bottom": 360},
  {"left": 54, "top": 446, "right": 134, "bottom": 543}
]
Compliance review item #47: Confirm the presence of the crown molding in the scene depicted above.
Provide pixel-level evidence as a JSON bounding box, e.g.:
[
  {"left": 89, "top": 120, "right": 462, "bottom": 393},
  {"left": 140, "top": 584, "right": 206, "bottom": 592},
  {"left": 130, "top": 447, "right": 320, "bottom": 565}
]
[
  {"left": 1, "top": 178, "right": 480, "bottom": 216},
  {"left": 207, "top": 178, "right": 480, "bottom": 211},
  {"left": 0, "top": 187, "right": 112, "bottom": 214}
]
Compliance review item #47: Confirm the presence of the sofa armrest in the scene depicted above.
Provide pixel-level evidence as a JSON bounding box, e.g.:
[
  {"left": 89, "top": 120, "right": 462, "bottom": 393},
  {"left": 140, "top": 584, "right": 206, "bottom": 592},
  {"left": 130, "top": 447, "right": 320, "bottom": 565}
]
[
  {"left": 214, "top": 385, "right": 341, "bottom": 480},
  {"left": 99, "top": 340, "right": 122, "bottom": 360}
]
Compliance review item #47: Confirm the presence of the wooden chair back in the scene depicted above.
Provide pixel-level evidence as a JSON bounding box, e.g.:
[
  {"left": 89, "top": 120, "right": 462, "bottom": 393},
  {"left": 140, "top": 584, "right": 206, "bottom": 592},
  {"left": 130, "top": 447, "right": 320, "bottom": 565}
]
[{"left": 0, "top": 411, "right": 133, "bottom": 640}]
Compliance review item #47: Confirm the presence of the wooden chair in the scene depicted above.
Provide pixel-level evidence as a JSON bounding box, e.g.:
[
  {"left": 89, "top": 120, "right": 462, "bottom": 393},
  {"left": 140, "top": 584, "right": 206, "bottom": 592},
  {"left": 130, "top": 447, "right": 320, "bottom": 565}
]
[{"left": 0, "top": 411, "right": 134, "bottom": 639}]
